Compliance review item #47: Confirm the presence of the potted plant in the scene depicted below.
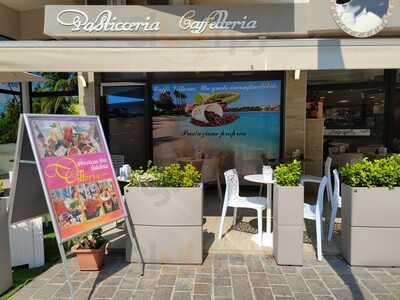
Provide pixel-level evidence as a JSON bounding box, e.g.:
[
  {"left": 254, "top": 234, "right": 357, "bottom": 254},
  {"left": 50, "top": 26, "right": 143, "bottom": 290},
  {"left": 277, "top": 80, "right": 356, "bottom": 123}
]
[
  {"left": 340, "top": 155, "right": 400, "bottom": 266},
  {"left": 73, "top": 228, "right": 108, "bottom": 271},
  {"left": 273, "top": 160, "right": 304, "bottom": 266},
  {"left": 125, "top": 162, "right": 203, "bottom": 264}
]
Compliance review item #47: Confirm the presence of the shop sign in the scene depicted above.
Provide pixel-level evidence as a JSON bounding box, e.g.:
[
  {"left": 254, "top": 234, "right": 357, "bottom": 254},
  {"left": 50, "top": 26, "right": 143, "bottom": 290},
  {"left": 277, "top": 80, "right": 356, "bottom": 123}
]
[
  {"left": 330, "top": 0, "right": 396, "bottom": 38},
  {"left": 44, "top": 5, "right": 295, "bottom": 38}
]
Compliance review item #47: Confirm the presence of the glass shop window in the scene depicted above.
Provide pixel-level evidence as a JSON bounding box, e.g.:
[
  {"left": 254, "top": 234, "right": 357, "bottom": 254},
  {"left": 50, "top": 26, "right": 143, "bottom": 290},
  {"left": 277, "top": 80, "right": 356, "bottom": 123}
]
[{"left": 308, "top": 70, "right": 386, "bottom": 157}]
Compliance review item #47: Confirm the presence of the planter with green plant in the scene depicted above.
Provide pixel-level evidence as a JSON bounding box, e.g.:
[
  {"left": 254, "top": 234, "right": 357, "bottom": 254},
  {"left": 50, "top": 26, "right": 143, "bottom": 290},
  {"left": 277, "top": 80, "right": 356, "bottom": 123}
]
[
  {"left": 0, "top": 180, "right": 12, "bottom": 294},
  {"left": 73, "top": 229, "right": 108, "bottom": 271},
  {"left": 273, "top": 160, "right": 304, "bottom": 266},
  {"left": 340, "top": 155, "right": 400, "bottom": 266},
  {"left": 125, "top": 162, "right": 203, "bottom": 264}
]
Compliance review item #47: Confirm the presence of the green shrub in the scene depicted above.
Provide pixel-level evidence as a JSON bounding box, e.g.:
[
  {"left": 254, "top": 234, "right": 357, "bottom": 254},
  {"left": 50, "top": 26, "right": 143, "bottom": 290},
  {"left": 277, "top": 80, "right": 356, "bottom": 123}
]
[
  {"left": 0, "top": 181, "right": 5, "bottom": 196},
  {"left": 274, "top": 160, "right": 302, "bottom": 186},
  {"left": 341, "top": 154, "right": 400, "bottom": 188},
  {"left": 128, "top": 161, "right": 201, "bottom": 188}
]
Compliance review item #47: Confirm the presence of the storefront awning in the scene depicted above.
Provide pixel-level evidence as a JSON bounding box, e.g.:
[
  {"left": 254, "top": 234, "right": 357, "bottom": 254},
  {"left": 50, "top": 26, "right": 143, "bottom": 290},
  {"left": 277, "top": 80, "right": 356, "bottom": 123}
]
[{"left": 0, "top": 39, "right": 400, "bottom": 72}]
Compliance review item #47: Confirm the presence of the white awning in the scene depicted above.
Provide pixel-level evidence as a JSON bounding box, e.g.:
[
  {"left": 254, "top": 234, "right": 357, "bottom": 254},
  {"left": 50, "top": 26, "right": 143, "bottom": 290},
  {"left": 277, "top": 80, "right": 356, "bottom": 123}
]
[{"left": 0, "top": 39, "right": 399, "bottom": 72}]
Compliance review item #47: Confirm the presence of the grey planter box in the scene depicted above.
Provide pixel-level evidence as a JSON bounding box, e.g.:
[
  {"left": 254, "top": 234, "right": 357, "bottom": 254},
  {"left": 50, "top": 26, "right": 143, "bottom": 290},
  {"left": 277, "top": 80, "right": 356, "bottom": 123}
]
[
  {"left": 125, "top": 184, "right": 203, "bottom": 264},
  {"left": 341, "top": 184, "right": 400, "bottom": 266},
  {"left": 273, "top": 184, "right": 304, "bottom": 266},
  {"left": 0, "top": 196, "right": 12, "bottom": 295}
]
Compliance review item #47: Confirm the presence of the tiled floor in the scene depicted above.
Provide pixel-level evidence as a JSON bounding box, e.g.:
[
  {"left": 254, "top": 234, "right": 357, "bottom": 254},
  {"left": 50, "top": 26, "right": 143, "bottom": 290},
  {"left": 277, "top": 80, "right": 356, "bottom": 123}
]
[{"left": 12, "top": 253, "right": 400, "bottom": 300}]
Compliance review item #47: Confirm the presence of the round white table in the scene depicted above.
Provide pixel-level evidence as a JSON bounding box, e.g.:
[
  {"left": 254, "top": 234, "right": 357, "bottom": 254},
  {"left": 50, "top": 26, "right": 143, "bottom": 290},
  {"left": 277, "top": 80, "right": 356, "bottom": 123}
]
[{"left": 244, "top": 174, "right": 275, "bottom": 248}]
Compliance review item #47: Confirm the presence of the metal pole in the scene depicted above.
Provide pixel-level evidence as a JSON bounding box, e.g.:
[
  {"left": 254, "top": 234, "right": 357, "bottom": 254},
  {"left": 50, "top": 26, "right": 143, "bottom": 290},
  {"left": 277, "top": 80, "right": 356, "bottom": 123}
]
[
  {"left": 124, "top": 214, "right": 144, "bottom": 276},
  {"left": 57, "top": 242, "right": 75, "bottom": 300}
]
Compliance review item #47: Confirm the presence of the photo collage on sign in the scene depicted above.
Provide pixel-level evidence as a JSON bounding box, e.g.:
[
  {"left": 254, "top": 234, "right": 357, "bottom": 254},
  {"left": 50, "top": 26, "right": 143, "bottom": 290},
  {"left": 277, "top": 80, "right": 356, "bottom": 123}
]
[
  {"left": 50, "top": 179, "right": 120, "bottom": 230},
  {"left": 31, "top": 119, "right": 103, "bottom": 159}
]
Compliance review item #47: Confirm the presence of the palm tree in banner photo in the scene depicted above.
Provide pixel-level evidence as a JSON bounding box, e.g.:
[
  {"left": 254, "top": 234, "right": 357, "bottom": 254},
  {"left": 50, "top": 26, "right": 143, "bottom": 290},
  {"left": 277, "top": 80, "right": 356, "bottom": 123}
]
[
  {"left": 173, "top": 89, "right": 187, "bottom": 113},
  {"left": 32, "top": 73, "right": 79, "bottom": 115}
]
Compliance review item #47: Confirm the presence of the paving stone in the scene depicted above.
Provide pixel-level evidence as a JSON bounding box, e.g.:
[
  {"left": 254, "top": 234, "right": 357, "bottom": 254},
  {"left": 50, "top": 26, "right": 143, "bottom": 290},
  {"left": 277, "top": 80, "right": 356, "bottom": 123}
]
[
  {"left": 74, "top": 288, "right": 92, "bottom": 300},
  {"left": 71, "top": 272, "right": 90, "bottom": 282},
  {"left": 194, "top": 283, "right": 211, "bottom": 295},
  {"left": 249, "top": 272, "right": 270, "bottom": 287},
  {"left": 214, "top": 277, "right": 231, "bottom": 287},
  {"left": 175, "top": 278, "right": 194, "bottom": 292},
  {"left": 375, "top": 295, "right": 398, "bottom": 300},
  {"left": 196, "top": 266, "right": 212, "bottom": 274},
  {"left": 12, "top": 288, "right": 39, "bottom": 300},
  {"left": 319, "top": 275, "right": 346, "bottom": 289},
  {"left": 300, "top": 268, "right": 319, "bottom": 280},
  {"left": 141, "top": 270, "right": 160, "bottom": 280},
  {"left": 281, "top": 266, "right": 298, "bottom": 274},
  {"left": 160, "top": 265, "right": 178, "bottom": 274},
  {"left": 101, "top": 276, "right": 122, "bottom": 287},
  {"left": 136, "top": 278, "right": 157, "bottom": 290},
  {"left": 177, "top": 267, "right": 196, "bottom": 279},
  {"left": 245, "top": 256, "right": 265, "bottom": 272},
  {"left": 32, "top": 284, "right": 62, "bottom": 299},
  {"left": 229, "top": 254, "right": 245, "bottom": 265},
  {"left": 268, "top": 274, "right": 287, "bottom": 285},
  {"left": 53, "top": 282, "right": 81, "bottom": 298},
  {"left": 131, "top": 290, "right": 154, "bottom": 300},
  {"left": 314, "top": 296, "right": 334, "bottom": 300},
  {"left": 80, "top": 278, "right": 98, "bottom": 289},
  {"left": 145, "top": 264, "right": 162, "bottom": 271},
  {"left": 193, "top": 295, "right": 211, "bottom": 300},
  {"left": 214, "top": 286, "right": 233, "bottom": 298},
  {"left": 230, "top": 265, "right": 248, "bottom": 274},
  {"left": 253, "top": 287, "right": 273, "bottom": 300},
  {"left": 112, "top": 289, "right": 134, "bottom": 300},
  {"left": 119, "top": 277, "right": 139, "bottom": 289},
  {"left": 384, "top": 283, "right": 400, "bottom": 297},
  {"left": 314, "top": 266, "right": 335, "bottom": 276},
  {"left": 152, "top": 286, "right": 173, "bottom": 300},
  {"left": 26, "top": 279, "right": 49, "bottom": 289},
  {"left": 352, "top": 268, "right": 375, "bottom": 280},
  {"left": 232, "top": 275, "right": 253, "bottom": 300},
  {"left": 264, "top": 265, "right": 282, "bottom": 274},
  {"left": 195, "top": 274, "right": 212, "bottom": 284},
  {"left": 372, "top": 271, "right": 397, "bottom": 283},
  {"left": 361, "top": 279, "right": 390, "bottom": 294},
  {"left": 294, "top": 292, "right": 316, "bottom": 300},
  {"left": 271, "top": 284, "right": 293, "bottom": 296},
  {"left": 285, "top": 274, "right": 309, "bottom": 293},
  {"left": 275, "top": 296, "right": 295, "bottom": 300},
  {"left": 305, "top": 280, "right": 330, "bottom": 296},
  {"left": 49, "top": 274, "right": 67, "bottom": 284},
  {"left": 172, "top": 291, "right": 191, "bottom": 300},
  {"left": 158, "top": 274, "right": 177, "bottom": 286},
  {"left": 92, "top": 286, "right": 116, "bottom": 299},
  {"left": 214, "top": 267, "right": 230, "bottom": 277}
]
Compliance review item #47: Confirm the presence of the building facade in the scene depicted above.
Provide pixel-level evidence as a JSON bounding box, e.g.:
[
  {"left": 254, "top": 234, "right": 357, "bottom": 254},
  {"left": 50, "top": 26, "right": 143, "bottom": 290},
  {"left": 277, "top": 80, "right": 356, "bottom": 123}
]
[{"left": 1, "top": 0, "right": 400, "bottom": 178}]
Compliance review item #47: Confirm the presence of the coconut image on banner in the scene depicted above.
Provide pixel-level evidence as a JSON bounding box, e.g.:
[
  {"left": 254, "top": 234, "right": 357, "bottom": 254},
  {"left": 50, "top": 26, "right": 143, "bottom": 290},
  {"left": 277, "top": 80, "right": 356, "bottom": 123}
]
[
  {"left": 152, "top": 80, "right": 281, "bottom": 177},
  {"left": 25, "top": 115, "right": 126, "bottom": 242},
  {"left": 331, "top": 0, "right": 395, "bottom": 37}
]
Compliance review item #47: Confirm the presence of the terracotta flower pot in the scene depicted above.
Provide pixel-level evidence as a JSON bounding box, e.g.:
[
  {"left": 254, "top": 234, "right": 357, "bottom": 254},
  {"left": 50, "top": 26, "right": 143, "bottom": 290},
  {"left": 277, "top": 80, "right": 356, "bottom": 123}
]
[{"left": 74, "top": 242, "right": 107, "bottom": 271}]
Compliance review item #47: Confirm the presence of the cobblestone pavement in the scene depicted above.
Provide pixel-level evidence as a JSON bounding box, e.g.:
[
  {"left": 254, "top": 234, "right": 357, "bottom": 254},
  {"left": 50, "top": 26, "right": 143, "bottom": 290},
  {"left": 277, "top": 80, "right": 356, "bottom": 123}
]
[{"left": 11, "top": 253, "right": 400, "bottom": 300}]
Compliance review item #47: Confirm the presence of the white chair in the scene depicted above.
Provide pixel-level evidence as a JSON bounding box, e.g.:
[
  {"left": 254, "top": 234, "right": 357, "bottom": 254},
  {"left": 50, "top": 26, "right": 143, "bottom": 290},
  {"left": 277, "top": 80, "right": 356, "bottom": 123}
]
[
  {"left": 301, "top": 157, "right": 333, "bottom": 204},
  {"left": 218, "top": 169, "right": 268, "bottom": 245},
  {"left": 304, "top": 176, "right": 327, "bottom": 261},
  {"left": 328, "top": 169, "right": 342, "bottom": 241}
]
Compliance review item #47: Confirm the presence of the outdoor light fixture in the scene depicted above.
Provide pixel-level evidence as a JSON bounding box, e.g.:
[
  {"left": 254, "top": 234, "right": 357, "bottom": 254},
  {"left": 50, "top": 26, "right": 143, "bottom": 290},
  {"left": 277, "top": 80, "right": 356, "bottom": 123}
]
[
  {"left": 294, "top": 70, "right": 301, "bottom": 80},
  {"left": 78, "top": 75, "right": 87, "bottom": 88}
]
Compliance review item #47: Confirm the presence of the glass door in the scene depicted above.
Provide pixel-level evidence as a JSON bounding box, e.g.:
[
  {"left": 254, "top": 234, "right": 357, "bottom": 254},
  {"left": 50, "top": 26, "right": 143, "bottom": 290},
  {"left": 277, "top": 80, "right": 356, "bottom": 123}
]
[{"left": 101, "top": 83, "right": 147, "bottom": 169}]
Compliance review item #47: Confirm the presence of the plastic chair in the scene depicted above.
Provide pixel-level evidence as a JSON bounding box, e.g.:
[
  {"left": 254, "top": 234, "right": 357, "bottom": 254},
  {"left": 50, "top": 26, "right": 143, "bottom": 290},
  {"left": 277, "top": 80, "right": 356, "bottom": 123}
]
[
  {"left": 304, "top": 176, "right": 327, "bottom": 261},
  {"left": 218, "top": 169, "right": 268, "bottom": 245},
  {"left": 328, "top": 169, "right": 342, "bottom": 241},
  {"left": 301, "top": 157, "right": 332, "bottom": 204}
]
